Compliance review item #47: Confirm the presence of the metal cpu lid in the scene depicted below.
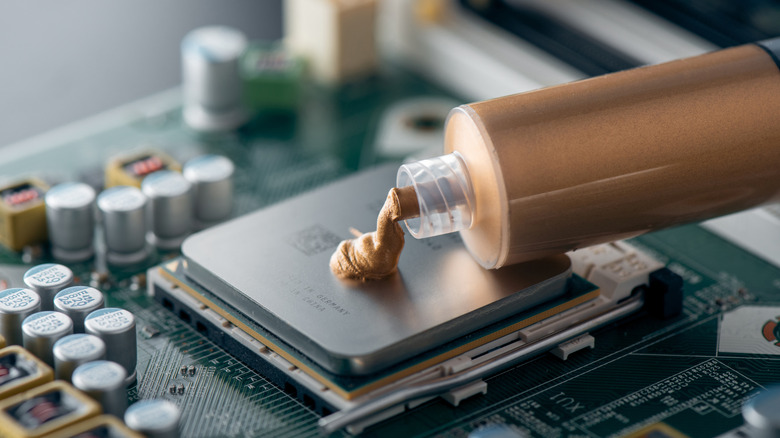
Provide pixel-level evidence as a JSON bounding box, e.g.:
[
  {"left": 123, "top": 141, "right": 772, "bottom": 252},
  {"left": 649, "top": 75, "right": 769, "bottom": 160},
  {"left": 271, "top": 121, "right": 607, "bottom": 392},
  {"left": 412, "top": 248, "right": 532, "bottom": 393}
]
[{"left": 182, "top": 164, "right": 571, "bottom": 375}]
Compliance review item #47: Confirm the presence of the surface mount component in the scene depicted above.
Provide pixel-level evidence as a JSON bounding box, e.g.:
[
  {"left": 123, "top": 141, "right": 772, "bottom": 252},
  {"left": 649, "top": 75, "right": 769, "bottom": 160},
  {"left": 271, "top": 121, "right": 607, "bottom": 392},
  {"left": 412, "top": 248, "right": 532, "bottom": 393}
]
[
  {"left": 241, "top": 42, "right": 304, "bottom": 112},
  {"left": 182, "top": 163, "right": 571, "bottom": 375},
  {"left": 0, "top": 179, "right": 48, "bottom": 252},
  {"left": 105, "top": 149, "right": 181, "bottom": 189}
]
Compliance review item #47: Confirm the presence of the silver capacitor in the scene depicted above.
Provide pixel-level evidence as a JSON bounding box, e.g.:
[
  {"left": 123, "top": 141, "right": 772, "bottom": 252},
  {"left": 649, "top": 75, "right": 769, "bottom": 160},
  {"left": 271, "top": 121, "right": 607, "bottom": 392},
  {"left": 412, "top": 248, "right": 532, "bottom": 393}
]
[
  {"left": 53, "top": 286, "right": 105, "bottom": 333},
  {"left": 23, "top": 263, "right": 74, "bottom": 311},
  {"left": 0, "top": 288, "right": 41, "bottom": 345},
  {"left": 52, "top": 333, "right": 106, "bottom": 381},
  {"left": 45, "top": 182, "right": 96, "bottom": 262},
  {"left": 84, "top": 307, "right": 137, "bottom": 382},
  {"left": 183, "top": 154, "right": 234, "bottom": 227},
  {"left": 743, "top": 386, "right": 780, "bottom": 438},
  {"left": 182, "top": 26, "right": 249, "bottom": 132},
  {"left": 97, "top": 186, "right": 149, "bottom": 265},
  {"left": 22, "top": 311, "right": 73, "bottom": 366},
  {"left": 125, "top": 399, "right": 181, "bottom": 438},
  {"left": 72, "top": 360, "right": 128, "bottom": 417},
  {"left": 141, "top": 170, "right": 193, "bottom": 249}
]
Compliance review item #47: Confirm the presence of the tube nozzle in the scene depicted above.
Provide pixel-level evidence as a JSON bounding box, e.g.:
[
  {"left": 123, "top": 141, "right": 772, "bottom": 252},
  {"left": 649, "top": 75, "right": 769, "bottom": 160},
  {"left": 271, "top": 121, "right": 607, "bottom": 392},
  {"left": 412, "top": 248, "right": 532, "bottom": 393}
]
[{"left": 396, "top": 152, "right": 475, "bottom": 239}]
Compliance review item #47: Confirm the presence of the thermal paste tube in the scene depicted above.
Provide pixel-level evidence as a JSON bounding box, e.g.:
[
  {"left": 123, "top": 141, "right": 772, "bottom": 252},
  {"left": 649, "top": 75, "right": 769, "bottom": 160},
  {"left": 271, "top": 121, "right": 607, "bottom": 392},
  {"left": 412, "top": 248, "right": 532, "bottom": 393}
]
[{"left": 397, "top": 39, "right": 780, "bottom": 269}]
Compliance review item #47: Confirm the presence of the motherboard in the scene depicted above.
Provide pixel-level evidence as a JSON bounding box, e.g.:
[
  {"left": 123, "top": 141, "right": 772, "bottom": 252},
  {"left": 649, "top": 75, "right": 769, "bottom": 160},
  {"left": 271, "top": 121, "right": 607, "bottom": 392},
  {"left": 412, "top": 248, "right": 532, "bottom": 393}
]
[
  {"left": 2, "top": 1, "right": 780, "bottom": 437},
  {"left": 0, "top": 63, "right": 778, "bottom": 437}
]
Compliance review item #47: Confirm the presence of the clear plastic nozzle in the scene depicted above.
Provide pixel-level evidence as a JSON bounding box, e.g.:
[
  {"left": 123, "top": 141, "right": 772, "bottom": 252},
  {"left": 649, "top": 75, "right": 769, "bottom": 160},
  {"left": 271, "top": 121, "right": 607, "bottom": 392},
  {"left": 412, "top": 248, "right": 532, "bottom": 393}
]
[{"left": 396, "top": 152, "right": 475, "bottom": 239}]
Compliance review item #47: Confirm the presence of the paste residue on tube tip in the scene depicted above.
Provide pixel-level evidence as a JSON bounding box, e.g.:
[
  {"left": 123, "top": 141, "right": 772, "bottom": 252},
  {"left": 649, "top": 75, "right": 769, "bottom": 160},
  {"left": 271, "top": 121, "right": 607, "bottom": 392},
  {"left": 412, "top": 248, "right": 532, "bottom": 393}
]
[{"left": 330, "top": 186, "right": 419, "bottom": 281}]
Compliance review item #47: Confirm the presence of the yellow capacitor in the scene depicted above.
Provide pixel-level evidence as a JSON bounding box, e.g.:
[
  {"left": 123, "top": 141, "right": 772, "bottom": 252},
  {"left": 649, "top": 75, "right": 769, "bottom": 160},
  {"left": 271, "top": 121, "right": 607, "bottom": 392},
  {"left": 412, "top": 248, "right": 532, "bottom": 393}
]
[
  {"left": 0, "top": 346, "right": 53, "bottom": 401},
  {"left": 105, "top": 149, "right": 181, "bottom": 188},
  {"left": 0, "top": 179, "right": 48, "bottom": 251},
  {"left": 0, "top": 381, "right": 101, "bottom": 437},
  {"left": 47, "top": 415, "right": 143, "bottom": 438}
]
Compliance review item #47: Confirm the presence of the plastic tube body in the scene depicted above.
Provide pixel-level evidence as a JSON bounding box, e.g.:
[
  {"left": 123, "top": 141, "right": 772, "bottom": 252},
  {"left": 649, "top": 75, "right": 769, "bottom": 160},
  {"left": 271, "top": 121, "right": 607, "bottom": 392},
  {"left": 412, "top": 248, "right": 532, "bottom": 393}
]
[{"left": 401, "top": 42, "right": 780, "bottom": 269}]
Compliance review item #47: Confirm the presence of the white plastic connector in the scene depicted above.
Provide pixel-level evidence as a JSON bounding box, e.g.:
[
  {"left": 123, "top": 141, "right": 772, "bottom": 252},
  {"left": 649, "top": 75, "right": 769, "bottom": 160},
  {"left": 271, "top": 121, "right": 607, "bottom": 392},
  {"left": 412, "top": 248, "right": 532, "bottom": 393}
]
[
  {"left": 285, "top": 0, "right": 378, "bottom": 83},
  {"left": 569, "top": 241, "right": 664, "bottom": 301},
  {"left": 442, "top": 356, "right": 473, "bottom": 375},
  {"left": 442, "top": 380, "right": 487, "bottom": 406},
  {"left": 551, "top": 333, "right": 595, "bottom": 361}
]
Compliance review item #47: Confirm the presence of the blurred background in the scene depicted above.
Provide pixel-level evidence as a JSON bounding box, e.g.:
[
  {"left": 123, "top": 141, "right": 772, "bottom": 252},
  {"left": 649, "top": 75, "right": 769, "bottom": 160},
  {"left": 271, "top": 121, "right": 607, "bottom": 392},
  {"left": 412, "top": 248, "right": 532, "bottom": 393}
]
[
  {"left": 0, "top": 1, "right": 281, "bottom": 148},
  {"left": 3, "top": 0, "right": 780, "bottom": 149}
]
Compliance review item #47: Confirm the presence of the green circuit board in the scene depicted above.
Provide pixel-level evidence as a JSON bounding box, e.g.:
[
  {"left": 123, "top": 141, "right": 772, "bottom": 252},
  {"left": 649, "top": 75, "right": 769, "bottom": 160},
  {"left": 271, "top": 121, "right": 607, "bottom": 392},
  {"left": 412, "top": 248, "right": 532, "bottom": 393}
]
[{"left": 0, "top": 68, "right": 778, "bottom": 438}]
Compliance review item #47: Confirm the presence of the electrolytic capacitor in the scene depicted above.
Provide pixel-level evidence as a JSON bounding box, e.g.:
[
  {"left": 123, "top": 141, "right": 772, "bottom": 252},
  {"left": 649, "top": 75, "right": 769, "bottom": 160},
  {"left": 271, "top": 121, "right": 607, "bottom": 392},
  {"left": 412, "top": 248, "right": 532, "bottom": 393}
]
[
  {"left": 743, "top": 386, "right": 780, "bottom": 438},
  {"left": 141, "top": 170, "right": 193, "bottom": 249},
  {"left": 125, "top": 399, "right": 181, "bottom": 438},
  {"left": 97, "top": 186, "right": 149, "bottom": 265},
  {"left": 183, "top": 154, "right": 234, "bottom": 227},
  {"left": 84, "top": 307, "right": 137, "bottom": 383},
  {"left": 72, "top": 360, "right": 128, "bottom": 417},
  {"left": 182, "top": 26, "right": 249, "bottom": 132},
  {"left": 45, "top": 182, "right": 96, "bottom": 262},
  {"left": 22, "top": 311, "right": 74, "bottom": 366},
  {"left": 53, "top": 333, "right": 106, "bottom": 381},
  {"left": 23, "top": 263, "right": 74, "bottom": 311},
  {"left": 53, "top": 286, "right": 105, "bottom": 333},
  {"left": 0, "top": 288, "right": 41, "bottom": 345}
]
